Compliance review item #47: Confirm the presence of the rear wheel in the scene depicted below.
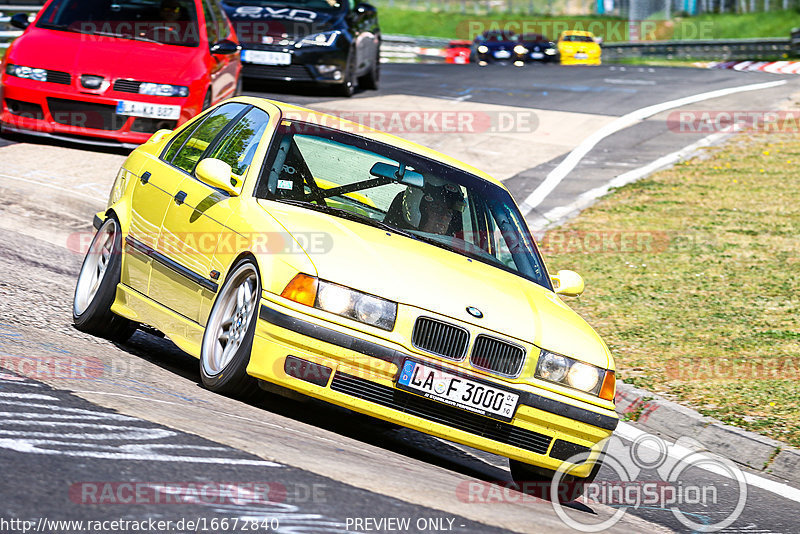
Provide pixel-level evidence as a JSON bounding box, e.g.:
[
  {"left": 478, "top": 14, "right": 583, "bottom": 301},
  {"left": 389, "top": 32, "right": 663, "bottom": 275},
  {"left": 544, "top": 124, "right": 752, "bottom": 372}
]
[
  {"left": 200, "top": 259, "right": 261, "bottom": 397},
  {"left": 72, "top": 216, "right": 136, "bottom": 342}
]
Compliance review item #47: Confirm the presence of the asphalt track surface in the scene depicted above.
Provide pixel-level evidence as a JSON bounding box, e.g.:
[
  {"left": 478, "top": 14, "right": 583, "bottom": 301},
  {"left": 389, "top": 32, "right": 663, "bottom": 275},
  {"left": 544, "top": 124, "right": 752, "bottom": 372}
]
[{"left": 1, "top": 63, "right": 800, "bottom": 534}]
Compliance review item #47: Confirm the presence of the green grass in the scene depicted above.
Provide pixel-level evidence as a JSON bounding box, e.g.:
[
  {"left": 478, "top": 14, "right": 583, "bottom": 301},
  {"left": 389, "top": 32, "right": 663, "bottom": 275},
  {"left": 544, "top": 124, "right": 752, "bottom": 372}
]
[
  {"left": 541, "top": 133, "right": 800, "bottom": 446},
  {"left": 378, "top": 8, "right": 800, "bottom": 42}
]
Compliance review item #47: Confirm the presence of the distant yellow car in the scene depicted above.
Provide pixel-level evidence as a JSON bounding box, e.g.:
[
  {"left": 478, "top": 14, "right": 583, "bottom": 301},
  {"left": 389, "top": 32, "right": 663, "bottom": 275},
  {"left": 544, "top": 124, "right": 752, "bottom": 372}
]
[
  {"left": 558, "top": 30, "right": 602, "bottom": 65},
  {"left": 73, "top": 97, "right": 617, "bottom": 494}
]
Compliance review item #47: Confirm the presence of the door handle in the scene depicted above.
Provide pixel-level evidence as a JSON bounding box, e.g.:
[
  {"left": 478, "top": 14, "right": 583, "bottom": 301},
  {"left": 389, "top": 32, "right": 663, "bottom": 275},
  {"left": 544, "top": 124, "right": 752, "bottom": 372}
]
[
  {"left": 174, "top": 191, "right": 187, "bottom": 205},
  {"left": 140, "top": 171, "right": 151, "bottom": 185}
]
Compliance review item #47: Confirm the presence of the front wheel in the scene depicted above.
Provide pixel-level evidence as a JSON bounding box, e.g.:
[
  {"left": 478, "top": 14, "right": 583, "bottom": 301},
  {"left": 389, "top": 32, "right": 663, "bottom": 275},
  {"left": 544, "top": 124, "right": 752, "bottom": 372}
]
[
  {"left": 72, "top": 216, "right": 136, "bottom": 342},
  {"left": 358, "top": 48, "right": 380, "bottom": 91},
  {"left": 200, "top": 259, "right": 261, "bottom": 397},
  {"left": 334, "top": 54, "right": 356, "bottom": 97}
]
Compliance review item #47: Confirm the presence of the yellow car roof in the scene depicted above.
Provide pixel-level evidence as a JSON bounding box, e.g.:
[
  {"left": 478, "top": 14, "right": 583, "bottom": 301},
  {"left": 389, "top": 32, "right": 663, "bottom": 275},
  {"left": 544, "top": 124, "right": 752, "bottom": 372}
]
[
  {"left": 561, "top": 30, "right": 596, "bottom": 37},
  {"left": 230, "top": 96, "right": 507, "bottom": 190}
]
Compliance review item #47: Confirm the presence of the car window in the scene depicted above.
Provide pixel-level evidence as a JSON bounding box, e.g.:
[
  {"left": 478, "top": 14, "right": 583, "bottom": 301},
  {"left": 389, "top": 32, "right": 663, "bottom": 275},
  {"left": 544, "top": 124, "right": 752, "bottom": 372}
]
[
  {"left": 256, "top": 122, "right": 550, "bottom": 289},
  {"left": 202, "top": 0, "right": 219, "bottom": 43},
  {"left": 162, "top": 103, "right": 248, "bottom": 173},
  {"left": 37, "top": 0, "right": 201, "bottom": 47},
  {"left": 206, "top": 107, "right": 270, "bottom": 179}
]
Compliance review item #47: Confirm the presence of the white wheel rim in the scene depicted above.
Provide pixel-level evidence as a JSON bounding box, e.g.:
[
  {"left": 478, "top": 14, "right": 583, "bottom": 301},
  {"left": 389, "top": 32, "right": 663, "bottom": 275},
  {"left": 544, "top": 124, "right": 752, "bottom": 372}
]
[
  {"left": 73, "top": 220, "right": 116, "bottom": 317},
  {"left": 202, "top": 264, "right": 259, "bottom": 376}
]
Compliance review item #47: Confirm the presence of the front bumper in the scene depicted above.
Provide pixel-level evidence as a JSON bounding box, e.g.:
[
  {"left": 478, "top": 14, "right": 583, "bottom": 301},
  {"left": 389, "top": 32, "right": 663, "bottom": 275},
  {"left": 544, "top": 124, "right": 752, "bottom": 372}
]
[
  {"left": 250, "top": 296, "right": 617, "bottom": 476},
  {"left": 240, "top": 43, "right": 349, "bottom": 83},
  {"left": 0, "top": 75, "right": 192, "bottom": 146}
]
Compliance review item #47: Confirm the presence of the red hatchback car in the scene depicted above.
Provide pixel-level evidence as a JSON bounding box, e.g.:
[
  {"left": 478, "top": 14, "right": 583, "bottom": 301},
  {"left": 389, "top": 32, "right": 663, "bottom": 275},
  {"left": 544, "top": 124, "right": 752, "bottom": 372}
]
[{"left": 0, "top": 0, "right": 241, "bottom": 148}]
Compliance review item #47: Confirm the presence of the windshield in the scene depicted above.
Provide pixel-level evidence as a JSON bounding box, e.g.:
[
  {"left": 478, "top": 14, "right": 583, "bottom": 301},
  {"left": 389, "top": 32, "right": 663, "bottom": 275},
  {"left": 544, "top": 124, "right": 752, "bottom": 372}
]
[
  {"left": 222, "top": 0, "right": 344, "bottom": 11},
  {"left": 255, "top": 122, "right": 552, "bottom": 290},
  {"left": 36, "top": 0, "right": 200, "bottom": 47},
  {"left": 561, "top": 34, "right": 595, "bottom": 42}
]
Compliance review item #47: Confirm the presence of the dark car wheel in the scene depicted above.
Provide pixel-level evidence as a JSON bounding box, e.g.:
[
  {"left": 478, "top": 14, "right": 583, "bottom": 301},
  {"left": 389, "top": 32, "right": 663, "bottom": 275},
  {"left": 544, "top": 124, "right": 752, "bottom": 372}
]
[
  {"left": 334, "top": 54, "right": 356, "bottom": 97},
  {"left": 200, "top": 258, "right": 261, "bottom": 398},
  {"left": 358, "top": 49, "right": 380, "bottom": 91},
  {"left": 72, "top": 216, "right": 137, "bottom": 343}
]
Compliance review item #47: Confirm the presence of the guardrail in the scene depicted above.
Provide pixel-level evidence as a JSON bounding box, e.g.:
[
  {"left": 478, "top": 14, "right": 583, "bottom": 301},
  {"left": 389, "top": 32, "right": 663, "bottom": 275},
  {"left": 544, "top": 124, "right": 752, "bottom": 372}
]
[
  {"left": 600, "top": 38, "right": 792, "bottom": 61},
  {"left": 381, "top": 34, "right": 796, "bottom": 63},
  {"left": 0, "top": 4, "right": 40, "bottom": 50}
]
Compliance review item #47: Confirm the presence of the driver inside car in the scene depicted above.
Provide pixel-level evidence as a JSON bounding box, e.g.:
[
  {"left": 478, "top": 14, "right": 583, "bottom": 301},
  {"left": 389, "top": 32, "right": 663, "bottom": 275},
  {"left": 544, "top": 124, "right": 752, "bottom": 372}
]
[{"left": 399, "top": 181, "right": 466, "bottom": 235}]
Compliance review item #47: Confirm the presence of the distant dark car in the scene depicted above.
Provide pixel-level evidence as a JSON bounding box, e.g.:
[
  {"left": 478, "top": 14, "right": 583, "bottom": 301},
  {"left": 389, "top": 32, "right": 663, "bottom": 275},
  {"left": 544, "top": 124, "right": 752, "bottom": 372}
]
[
  {"left": 471, "top": 30, "right": 525, "bottom": 65},
  {"left": 221, "top": 0, "right": 380, "bottom": 97},
  {"left": 519, "top": 33, "right": 559, "bottom": 63}
]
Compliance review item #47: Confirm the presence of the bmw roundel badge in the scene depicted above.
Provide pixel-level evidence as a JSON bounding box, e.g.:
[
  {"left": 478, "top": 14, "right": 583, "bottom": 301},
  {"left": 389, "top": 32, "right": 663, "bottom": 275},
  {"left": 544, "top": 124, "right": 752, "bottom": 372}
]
[{"left": 466, "top": 306, "right": 483, "bottom": 318}]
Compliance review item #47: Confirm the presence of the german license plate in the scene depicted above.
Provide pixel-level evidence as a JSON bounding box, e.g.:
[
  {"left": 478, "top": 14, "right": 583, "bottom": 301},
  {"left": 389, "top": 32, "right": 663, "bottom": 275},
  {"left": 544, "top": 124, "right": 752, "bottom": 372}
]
[
  {"left": 493, "top": 50, "right": 511, "bottom": 59},
  {"left": 116, "top": 101, "right": 180, "bottom": 120},
  {"left": 242, "top": 50, "right": 291, "bottom": 65},
  {"left": 531, "top": 52, "right": 544, "bottom": 59},
  {"left": 397, "top": 360, "right": 519, "bottom": 422},
  {"left": 575, "top": 52, "right": 588, "bottom": 59}
]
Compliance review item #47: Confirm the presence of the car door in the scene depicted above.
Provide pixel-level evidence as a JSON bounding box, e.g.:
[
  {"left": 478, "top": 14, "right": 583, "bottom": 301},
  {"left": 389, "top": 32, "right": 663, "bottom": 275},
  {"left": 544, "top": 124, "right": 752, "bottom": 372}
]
[{"left": 149, "top": 103, "right": 269, "bottom": 326}]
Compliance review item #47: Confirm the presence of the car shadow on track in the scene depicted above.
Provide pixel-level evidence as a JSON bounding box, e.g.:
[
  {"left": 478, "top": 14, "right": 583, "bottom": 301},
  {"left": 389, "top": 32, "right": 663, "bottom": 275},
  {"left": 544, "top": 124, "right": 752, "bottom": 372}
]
[
  {"left": 111, "top": 328, "right": 595, "bottom": 514},
  {"left": 0, "top": 130, "right": 134, "bottom": 156}
]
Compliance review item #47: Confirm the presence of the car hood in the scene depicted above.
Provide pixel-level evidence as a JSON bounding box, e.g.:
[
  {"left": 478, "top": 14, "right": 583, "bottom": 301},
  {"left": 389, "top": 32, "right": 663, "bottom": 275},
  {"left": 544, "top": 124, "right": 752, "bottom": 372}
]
[
  {"left": 9, "top": 28, "right": 198, "bottom": 81},
  {"left": 259, "top": 200, "right": 610, "bottom": 368},
  {"left": 222, "top": 3, "right": 343, "bottom": 41}
]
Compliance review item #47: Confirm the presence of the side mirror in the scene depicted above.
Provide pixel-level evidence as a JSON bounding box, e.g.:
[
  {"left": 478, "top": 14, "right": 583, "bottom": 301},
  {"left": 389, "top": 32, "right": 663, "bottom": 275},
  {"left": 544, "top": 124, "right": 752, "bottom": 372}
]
[
  {"left": 370, "top": 162, "right": 424, "bottom": 188},
  {"left": 210, "top": 39, "right": 241, "bottom": 55},
  {"left": 10, "top": 13, "right": 30, "bottom": 30},
  {"left": 196, "top": 158, "right": 239, "bottom": 196},
  {"left": 551, "top": 270, "right": 584, "bottom": 297},
  {"left": 355, "top": 3, "right": 377, "bottom": 15}
]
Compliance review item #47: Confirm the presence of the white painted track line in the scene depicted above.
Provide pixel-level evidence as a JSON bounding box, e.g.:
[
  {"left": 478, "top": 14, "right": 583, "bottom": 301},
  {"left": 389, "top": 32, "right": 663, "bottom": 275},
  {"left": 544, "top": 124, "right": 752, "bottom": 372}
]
[
  {"left": 527, "top": 130, "right": 731, "bottom": 231},
  {"left": 520, "top": 80, "right": 787, "bottom": 215},
  {"left": 617, "top": 422, "right": 800, "bottom": 503}
]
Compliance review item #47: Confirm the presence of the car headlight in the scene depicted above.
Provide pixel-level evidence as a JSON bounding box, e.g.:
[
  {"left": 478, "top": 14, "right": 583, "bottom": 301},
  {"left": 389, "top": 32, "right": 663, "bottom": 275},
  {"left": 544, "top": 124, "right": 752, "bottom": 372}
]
[
  {"left": 513, "top": 45, "right": 528, "bottom": 54},
  {"left": 477, "top": 45, "right": 488, "bottom": 53},
  {"left": 281, "top": 274, "right": 397, "bottom": 330},
  {"left": 535, "top": 349, "right": 615, "bottom": 399},
  {"left": 296, "top": 31, "right": 338, "bottom": 48},
  {"left": 545, "top": 48, "right": 557, "bottom": 55},
  {"left": 5, "top": 64, "right": 48, "bottom": 82},
  {"left": 138, "top": 83, "right": 189, "bottom": 97}
]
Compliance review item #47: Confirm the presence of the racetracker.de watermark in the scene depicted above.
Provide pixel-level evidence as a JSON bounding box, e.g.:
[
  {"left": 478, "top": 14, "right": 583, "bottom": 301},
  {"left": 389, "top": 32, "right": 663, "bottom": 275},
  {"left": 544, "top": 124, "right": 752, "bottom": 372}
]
[
  {"left": 282, "top": 110, "right": 539, "bottom": 134},
  {"left": 456, "top": 19, "right": 716, "bottom": 41},
  {"left": 67, "top": 231, "right": 334, "bottom": 256},
  {"left": 667, "top": 110, "right": 800, "bottom": 134}
]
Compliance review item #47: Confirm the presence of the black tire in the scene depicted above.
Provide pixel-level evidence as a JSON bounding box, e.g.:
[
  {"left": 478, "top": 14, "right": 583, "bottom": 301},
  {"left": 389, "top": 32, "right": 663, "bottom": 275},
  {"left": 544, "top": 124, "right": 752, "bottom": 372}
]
[
  {"left": 199, "top": 258, "right": 261, "bottom": 397},
  {"left": 202, "top": 88, "right": 213, "bottom": 110},
  {"left": 509, "top": 458, "right": 602, "bottom": 502},
  {"left": 233, "top": 76, "right": 244, "bottom": 97},
  {"left": 334, "top": 54, "right": 356, "bottom": 97},
  {"left": 72, "top": 216, "right": 136, "bottom": 343},
  {"left": 358, "top": 48, "right": 380, "bottom": 91}
]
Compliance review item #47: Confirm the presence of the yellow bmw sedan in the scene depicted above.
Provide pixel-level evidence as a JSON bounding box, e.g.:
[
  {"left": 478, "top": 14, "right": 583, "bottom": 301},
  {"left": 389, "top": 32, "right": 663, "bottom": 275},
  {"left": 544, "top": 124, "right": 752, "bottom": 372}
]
[
  {"left": 558, "top": 30, "right": 602, "bottom": 66},
  {"left": 73, "top": 97, "right": 617, "bottom": 494}
]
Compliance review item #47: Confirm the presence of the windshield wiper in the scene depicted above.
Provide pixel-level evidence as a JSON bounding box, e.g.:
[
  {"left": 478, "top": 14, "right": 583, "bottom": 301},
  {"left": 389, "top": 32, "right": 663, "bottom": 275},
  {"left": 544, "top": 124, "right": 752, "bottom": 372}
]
[
  {"left": 273, "top": 198, "right": 420, "bottom": 240},
  {"left": 87, "top": 30, "right": 164, "bottom": 45}
]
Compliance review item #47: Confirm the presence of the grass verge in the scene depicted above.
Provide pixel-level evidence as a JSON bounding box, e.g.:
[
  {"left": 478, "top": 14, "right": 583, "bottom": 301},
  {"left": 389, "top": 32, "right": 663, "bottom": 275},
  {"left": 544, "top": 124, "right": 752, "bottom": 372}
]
[{"left": 540, "top": 131, "right": 800, "bottom": 446}]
